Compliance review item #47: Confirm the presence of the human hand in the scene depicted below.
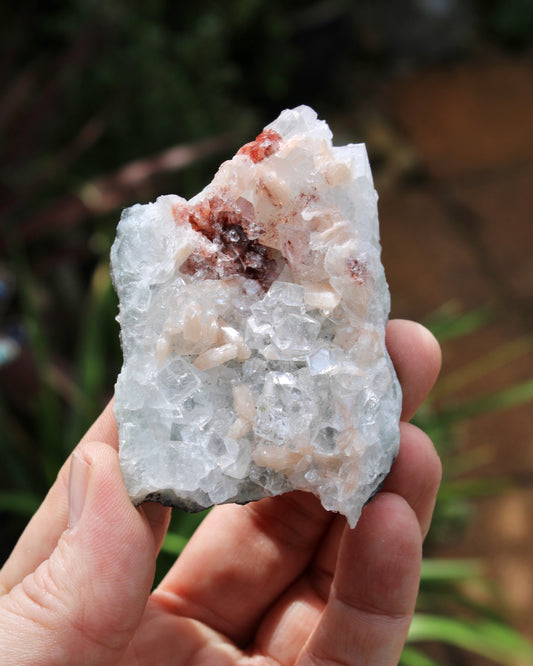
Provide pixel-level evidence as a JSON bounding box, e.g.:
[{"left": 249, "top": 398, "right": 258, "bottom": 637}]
[{"left": 0, "top": 319, "right": 441, "bottom": 665}]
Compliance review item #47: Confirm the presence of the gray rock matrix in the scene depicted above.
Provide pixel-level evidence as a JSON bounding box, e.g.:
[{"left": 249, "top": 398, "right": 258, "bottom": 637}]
[{"left": 111, "top": 106, "right": 401, "bottom": 527}]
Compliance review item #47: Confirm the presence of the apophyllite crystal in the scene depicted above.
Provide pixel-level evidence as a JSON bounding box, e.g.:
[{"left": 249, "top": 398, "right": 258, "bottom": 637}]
[{"left": 111, "top": 105, "right": 401, "bottom": 527}]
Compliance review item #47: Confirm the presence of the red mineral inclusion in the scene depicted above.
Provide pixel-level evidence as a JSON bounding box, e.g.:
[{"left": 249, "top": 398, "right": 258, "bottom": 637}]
[
  {"left": 237, "top": 129, "right": 282, "bottom": 163},
  {"left": 170, "top": 129, "right": 284, "bottom": 289},
  {"left": 346, "top": 257, "right": 366, "bottom": 285},
  {"left": 178, "top": 196, "right": 281, "bottom": 290}
]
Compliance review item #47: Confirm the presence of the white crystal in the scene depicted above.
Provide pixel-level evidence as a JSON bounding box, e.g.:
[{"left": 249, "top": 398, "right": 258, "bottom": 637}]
[{"left": 111, "top": 105, "right": 402, "bottom": 527}]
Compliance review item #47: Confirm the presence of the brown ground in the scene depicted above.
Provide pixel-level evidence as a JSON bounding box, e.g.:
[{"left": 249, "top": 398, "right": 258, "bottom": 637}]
[{"left": 362, "top": 51, "right": 533, "bottom": 653}]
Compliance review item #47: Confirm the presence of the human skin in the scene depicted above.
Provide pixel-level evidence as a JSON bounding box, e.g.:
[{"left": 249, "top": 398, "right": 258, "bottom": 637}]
[{"left": 0, "top": 319, "right": 442, "bottom": 665}]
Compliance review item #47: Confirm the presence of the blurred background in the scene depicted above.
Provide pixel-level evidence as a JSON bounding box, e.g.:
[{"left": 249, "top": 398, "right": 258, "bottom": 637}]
[{"left": 1, "top": 1, "right": 532, "bottom": 664}]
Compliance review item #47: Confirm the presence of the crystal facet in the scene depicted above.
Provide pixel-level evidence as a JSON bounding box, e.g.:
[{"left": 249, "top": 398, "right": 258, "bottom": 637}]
[{"left": 111, "top": 105, "right": 402, "bottom": 527}]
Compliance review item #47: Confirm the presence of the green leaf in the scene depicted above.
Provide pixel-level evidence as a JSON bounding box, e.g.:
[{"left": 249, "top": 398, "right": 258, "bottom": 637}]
[
  {"left": 400, "top": 645, "right": 444, "bottom": 666},
  {"left": 9, "top": 242, "right": 63, "bottom": 482},
  {"left": 429, "top": 334, "right": 533, "bottom": 401},
  {"left": 408, "top": 614, "right": 533, "bottom": 665},
  {"left": 425, "top": 303, "right": 493, "bottom": 343},
  {"left": 437, "top": 478, "right": 509, "bottom": 501},
  {"left": 420, "top": 558, "right": 483, "bottom": 583},
  {"left": 0, "top": 491, "right": 41, "bottom": 517},
  {"left": 160, "top": 531, "right": 190, "bottom": 556},
  {"left": 67, "top": 262, "right": 118, "bottom": 444},
  {"left": 437, "top": 378, "right": 533, "bottom": 423}
]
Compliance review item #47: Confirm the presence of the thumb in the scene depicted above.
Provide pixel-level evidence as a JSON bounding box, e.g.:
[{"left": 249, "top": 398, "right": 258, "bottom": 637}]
[{"left": 0, "top": 441, "right": 157, "bottom": 665}]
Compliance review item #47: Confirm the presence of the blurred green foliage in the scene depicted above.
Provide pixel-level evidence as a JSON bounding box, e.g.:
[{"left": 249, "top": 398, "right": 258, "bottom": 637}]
[{"left": 489, "top": 0, "right": 533, "bottom": 46}]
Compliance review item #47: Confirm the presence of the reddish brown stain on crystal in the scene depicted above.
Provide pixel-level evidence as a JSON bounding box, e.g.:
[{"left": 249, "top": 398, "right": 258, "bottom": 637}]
[
  {"left": 171, "top": 203, "right": 187, "bottom": 225},
  {"left": 180, "top": 196, "right": 281, "bottom": 290},
  {"left": 346, "top": 257, "right": 366, "bottom": 284},
  {"left": 237, "top": 129, "right": 282, "bottom": 163}
]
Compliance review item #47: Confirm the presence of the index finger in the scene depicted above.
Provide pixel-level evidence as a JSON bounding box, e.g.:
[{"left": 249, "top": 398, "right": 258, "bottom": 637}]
[{"left": 386, "top": 319, "right": 441, "bottom": 421}]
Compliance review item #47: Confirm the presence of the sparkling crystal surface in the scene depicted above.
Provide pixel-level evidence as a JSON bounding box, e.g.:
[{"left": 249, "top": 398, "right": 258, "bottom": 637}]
[{"left": 111, "top": 106, "right": 402, "bottom": 527}]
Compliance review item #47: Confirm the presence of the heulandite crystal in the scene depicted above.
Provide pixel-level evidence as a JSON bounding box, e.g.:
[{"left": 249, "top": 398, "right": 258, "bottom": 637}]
[{"left": 111, "top": 106, "right": 402, "bottom": 527}]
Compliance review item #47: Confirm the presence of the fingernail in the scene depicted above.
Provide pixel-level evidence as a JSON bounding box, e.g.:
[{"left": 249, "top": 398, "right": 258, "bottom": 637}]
[{"left": 68, "top": 451, "right": 90, "bottom": 530}]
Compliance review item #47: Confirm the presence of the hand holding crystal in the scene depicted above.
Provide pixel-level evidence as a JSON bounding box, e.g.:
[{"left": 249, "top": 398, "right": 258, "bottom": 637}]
[{"left": 0, "top": 320, "right": 440, "bottom": 665}]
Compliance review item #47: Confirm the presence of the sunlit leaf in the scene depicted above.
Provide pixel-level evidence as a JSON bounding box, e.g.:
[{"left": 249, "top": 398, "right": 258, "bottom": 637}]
[
  {"left": 430, "top": 334, "right": 533, "bottom": 401},
  {"left": 438, "top": 379, "right": 533, "bottom": 423},
  {"left": 400, "top": 645, "right": 444, "bottom": 666},
  {"left": 420, "top": 558, "right": 483, "bottom": 582},
  {"left": 424, "top": 303, "right": 493, "bottom": 343},
  {"left": 408, "top": 615, "right": 533, "bottom": 665}
]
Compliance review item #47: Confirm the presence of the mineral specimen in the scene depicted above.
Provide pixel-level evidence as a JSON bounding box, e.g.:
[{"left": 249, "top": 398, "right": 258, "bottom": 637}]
[{"left": 111, "top": 105, "right": 402, "bottom": 528}]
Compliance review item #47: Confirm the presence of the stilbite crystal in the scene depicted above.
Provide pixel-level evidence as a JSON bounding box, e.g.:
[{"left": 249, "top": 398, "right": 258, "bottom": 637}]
[{"left": 111, "top": 106, "right": 401, "bottom": 527}]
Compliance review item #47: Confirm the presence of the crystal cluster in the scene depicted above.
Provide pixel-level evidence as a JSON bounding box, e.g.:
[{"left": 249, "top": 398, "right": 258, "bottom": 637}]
[{"left": 111, "top": 106, "right": 401, "bottom": 527}]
